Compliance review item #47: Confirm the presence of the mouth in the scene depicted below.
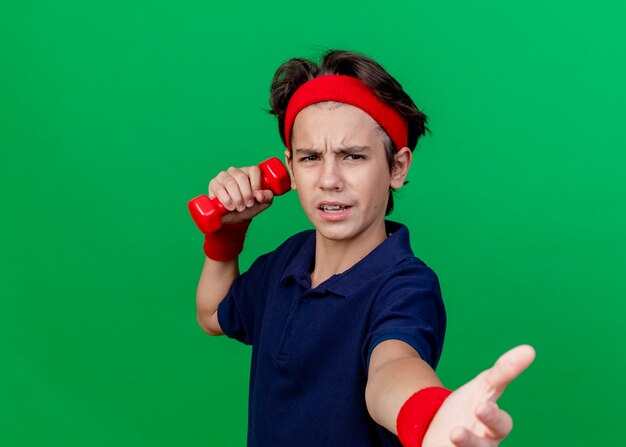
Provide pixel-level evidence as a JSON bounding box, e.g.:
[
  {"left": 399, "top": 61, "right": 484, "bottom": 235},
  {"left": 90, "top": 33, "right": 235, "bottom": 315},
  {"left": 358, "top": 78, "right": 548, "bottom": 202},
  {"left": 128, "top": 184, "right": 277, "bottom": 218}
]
[
  {"left": 317, "top": 202, "right": 353, "bottom": 221},
  {"left": 319, "top": 203, "right": 351, "bottom": 214}
]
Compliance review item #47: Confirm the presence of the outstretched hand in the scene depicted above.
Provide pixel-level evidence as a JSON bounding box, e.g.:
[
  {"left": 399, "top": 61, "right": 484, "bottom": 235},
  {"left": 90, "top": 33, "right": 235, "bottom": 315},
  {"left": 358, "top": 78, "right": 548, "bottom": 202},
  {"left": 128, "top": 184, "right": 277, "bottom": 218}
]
[{"left": 422, "top": 345, "right": 536, "bottom": 447}]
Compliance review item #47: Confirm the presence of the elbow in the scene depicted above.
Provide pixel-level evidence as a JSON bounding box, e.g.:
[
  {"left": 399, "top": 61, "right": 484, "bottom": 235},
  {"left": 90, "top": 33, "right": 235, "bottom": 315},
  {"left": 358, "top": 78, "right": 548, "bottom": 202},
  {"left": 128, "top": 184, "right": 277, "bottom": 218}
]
[
  {"left": 364, "top": 375, "right": 384, "bottom": 427},
  {"left": 197, "top": 311, "right": 223, "bottom": 336}
]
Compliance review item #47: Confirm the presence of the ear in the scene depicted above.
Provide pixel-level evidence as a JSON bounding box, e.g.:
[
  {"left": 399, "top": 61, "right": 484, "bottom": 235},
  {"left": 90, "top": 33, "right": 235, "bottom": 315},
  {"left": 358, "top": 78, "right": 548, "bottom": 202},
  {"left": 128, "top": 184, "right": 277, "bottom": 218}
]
[
  {"left": 284, "top": 149, "right": 297, "bottom": 190},
  {"left": 390, "top": 147, "right": 412, "bottom": 189}
]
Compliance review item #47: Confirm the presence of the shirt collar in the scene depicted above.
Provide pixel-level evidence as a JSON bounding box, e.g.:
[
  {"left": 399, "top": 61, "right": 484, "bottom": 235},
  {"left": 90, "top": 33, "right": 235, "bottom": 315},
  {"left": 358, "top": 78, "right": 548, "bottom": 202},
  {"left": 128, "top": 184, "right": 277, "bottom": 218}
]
[{"left": 279, "top": 220, "right": 415, "bottom": 297}]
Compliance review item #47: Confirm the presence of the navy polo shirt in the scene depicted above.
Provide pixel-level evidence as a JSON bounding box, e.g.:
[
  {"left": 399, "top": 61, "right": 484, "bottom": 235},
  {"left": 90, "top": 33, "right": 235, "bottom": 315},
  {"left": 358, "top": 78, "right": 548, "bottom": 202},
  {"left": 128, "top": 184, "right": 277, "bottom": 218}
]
[{"left": 217, "top": 220, "right": 446, "bottom": 447}]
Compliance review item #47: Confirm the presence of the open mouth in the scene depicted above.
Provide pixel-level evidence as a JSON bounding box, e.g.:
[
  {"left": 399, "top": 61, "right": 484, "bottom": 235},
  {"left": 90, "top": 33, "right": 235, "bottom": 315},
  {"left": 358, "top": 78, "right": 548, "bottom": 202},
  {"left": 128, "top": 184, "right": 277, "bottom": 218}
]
[{"left": 319, "top": 204, "right": 351, "bottom": 214}]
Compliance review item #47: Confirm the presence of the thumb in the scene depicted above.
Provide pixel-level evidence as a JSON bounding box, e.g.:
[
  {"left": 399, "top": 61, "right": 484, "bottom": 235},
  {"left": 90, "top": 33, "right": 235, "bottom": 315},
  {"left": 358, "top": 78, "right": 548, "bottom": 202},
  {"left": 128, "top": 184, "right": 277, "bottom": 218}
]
[
  {"left": 486, "top": 344, "right": 536, "bottom": 400},
  {"left": 254, "top": 189, "right": 275, "bottom": 205}
]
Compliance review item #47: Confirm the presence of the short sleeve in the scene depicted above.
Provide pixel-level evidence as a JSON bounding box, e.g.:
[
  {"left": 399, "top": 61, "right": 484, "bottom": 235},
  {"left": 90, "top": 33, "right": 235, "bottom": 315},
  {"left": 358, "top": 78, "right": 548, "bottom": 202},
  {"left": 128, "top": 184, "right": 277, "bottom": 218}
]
[
  {"left": 217, "top": 253, "right": 271, "bottom": 346},
  {"left": 362, "top": 265, "right": 446, "bottom": 373}
]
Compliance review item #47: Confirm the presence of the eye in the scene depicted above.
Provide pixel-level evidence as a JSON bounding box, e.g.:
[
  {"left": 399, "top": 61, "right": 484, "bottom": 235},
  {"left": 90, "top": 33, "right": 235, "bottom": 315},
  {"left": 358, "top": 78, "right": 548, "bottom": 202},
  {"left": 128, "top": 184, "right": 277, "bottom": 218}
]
[
  {"left": 299, "top": 155, "right": 319, "bottom": 162},
  {"left": 345, "top": 153, "right": 365, "bottom": 160}
]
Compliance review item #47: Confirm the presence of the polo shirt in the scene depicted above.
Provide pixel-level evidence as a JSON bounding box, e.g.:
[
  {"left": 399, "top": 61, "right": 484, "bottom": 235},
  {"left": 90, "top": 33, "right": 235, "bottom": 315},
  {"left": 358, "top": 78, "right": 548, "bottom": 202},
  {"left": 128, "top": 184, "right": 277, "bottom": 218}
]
[{"left": 217, "top": 220, "right": 446, "bottom": 447}]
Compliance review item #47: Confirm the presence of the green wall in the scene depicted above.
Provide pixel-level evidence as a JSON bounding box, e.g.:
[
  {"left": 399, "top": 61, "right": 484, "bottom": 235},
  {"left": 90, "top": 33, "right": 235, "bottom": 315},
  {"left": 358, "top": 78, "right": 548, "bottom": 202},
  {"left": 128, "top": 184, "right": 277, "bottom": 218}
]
[{"left": 1, "top": 1, "right": 625, "bottom": 445}]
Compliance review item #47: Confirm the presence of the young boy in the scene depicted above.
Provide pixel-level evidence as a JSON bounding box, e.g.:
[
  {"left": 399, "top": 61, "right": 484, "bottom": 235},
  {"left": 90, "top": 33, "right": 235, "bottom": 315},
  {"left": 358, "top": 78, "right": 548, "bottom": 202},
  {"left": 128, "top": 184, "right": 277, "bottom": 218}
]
[{"left": 195, "top": 50, "right": 535, "bottom": 447}]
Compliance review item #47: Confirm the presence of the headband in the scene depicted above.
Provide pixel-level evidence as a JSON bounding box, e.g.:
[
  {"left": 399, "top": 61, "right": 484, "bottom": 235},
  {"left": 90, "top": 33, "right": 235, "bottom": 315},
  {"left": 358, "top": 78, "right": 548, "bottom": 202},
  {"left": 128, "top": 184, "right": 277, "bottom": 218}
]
[{"left": 283, "top": 74, "right": 408, "bottom": 151}]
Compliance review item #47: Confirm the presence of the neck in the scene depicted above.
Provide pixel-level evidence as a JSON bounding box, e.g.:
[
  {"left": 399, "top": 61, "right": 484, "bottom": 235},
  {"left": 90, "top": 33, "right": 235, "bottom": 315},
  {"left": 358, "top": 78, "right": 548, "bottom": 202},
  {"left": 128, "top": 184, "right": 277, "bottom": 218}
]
[{"left": 310, "top": 220, "right": 387, "bottom": 288}]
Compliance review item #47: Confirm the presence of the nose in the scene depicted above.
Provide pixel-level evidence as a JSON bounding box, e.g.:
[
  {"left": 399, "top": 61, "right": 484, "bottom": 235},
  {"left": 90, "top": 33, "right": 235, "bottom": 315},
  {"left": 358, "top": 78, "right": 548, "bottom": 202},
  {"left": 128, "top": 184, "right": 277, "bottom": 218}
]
[{"left": 318, "top": 158, "right": 343, "bottom": 191}]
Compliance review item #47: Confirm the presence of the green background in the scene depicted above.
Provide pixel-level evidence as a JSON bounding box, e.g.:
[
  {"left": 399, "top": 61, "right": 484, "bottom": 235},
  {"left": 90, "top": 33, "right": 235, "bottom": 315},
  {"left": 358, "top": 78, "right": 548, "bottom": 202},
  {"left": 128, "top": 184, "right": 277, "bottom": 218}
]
[{"left": 1, "top": 0, "right": 625, "bottom": 445}]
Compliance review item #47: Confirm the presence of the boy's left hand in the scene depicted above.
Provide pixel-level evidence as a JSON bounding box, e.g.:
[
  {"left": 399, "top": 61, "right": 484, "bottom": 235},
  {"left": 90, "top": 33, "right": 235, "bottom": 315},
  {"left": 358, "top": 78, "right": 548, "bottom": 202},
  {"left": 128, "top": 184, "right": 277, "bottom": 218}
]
[{"left": 422, "top": 345, "right": 536, "bottom": 447}]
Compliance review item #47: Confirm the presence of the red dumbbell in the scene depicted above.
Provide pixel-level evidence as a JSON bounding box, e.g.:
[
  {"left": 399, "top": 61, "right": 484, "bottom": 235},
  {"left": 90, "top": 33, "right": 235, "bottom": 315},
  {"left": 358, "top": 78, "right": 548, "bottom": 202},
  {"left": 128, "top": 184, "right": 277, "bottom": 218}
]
[{"left": 188, "top": 157, "right": 291, "bottom": 234}]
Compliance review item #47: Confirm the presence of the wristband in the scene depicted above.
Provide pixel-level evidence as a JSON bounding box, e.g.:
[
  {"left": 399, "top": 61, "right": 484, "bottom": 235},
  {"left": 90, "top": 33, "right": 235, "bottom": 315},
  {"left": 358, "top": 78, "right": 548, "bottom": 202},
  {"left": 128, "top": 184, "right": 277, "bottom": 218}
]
[
  {"left": 203, "top": 220, "right": 251, "bottom": 261},
  {"left": 396, "top": 386, "right": 452, "bottom": 447}
]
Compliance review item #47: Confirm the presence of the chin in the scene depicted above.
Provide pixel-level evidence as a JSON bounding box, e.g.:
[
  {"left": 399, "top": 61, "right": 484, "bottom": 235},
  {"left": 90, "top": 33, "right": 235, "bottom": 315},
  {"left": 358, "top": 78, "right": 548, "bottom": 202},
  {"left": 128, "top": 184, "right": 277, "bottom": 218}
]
[
  {"left": 317, "top": 230, "right": 352, "bottom": 242},
  {"left": 313, "top": 222, "right": 359, "bottom": 242}
]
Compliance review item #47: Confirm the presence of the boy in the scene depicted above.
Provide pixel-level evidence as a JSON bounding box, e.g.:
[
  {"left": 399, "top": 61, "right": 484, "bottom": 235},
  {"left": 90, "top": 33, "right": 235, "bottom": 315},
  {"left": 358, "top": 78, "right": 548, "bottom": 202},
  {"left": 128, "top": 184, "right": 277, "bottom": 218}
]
[{"left": 195, "top": 50, "right": 535, "bottom": 446}]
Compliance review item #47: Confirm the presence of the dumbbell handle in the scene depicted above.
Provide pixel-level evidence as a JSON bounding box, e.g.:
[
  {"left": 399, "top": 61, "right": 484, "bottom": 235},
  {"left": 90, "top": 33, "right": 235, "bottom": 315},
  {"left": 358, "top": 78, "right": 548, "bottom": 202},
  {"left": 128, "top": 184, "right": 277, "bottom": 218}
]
[{"left": 188, "top": 157, "right": 291, "bottom": 234}]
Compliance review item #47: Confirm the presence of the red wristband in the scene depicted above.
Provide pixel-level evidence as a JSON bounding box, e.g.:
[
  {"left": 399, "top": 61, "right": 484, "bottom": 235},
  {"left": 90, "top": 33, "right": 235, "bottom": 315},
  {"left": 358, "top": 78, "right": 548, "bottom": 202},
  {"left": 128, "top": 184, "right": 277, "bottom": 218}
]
[
  {"left": 203, "top": 220, "right": 251, "bottom": 261},
  {"left": 396, "top": 386, "right": 453, "bottom": 447}
]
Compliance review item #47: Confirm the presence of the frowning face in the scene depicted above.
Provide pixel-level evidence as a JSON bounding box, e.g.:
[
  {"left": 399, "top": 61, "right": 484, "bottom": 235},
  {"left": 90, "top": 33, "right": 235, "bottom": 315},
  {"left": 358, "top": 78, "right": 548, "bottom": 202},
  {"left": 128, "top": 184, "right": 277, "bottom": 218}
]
[{"left": 285, "top": 102, "right": 411, "bottom": 248}]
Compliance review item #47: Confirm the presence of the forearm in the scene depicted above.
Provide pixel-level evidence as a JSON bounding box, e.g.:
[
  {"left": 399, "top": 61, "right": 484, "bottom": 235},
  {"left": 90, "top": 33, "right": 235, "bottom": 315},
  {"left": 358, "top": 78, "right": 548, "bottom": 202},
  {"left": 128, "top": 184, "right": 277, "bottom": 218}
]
[
  {"left": 365, "top": 355, "right": 443, "bottom": 434},
  {"left": 193, "top": 163, "right": 275, "bottom": 336},
  {"left": 196, "top": 256, "right": 239, "bottom": 335}
]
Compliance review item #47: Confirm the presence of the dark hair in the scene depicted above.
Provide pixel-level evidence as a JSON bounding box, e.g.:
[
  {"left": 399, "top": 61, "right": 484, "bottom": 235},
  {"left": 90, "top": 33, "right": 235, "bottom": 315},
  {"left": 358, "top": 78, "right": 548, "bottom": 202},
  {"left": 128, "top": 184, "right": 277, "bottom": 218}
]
[{"left": 268, "top": 49, "right": 430, "bottom": 215}]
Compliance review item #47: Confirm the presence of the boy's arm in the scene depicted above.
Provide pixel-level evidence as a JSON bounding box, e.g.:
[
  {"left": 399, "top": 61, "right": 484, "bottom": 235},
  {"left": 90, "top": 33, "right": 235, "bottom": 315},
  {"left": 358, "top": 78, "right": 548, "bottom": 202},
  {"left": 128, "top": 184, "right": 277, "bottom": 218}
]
[
  {"left": 196, "top": 257, "right": 239, "bottom": 336},
  {"left": 365, "top": 340, "right": 535, "bottom": 446},
  {"left": 365, "top": 340, "right": 442, "bottom": 431},
  {"left": 194, "top": 165, "right": 274, "bottom": 336}
]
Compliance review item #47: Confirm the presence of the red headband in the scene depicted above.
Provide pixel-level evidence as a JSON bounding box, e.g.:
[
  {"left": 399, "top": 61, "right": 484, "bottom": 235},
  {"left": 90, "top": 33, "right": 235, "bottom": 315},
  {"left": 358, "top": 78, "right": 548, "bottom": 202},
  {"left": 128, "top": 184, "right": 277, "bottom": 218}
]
[{"left": 284, "top": 74, "right": 408, "bottom": 151}]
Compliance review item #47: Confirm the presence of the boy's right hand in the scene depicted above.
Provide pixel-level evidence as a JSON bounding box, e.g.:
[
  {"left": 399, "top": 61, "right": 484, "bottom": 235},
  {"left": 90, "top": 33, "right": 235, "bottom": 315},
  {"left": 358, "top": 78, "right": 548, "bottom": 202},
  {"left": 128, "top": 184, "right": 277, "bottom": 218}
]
[{"left": 208, "top": 165, "right": 275, "bottom": 225}]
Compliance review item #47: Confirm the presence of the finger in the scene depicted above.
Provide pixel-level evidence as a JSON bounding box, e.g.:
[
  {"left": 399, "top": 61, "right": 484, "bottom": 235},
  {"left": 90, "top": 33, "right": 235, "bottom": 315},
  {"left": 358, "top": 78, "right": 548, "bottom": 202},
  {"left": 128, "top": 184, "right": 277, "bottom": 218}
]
[
  {"left": 209, "top": 177, "right": 235, "bottom": 212},
  {"left": 245, "top": 166, "right": 263, "bottom": 205},
  {"left": 226, "top": 167, "right": 253, "bottom": 212},
  {"left": 486, "top": 344, "right": 536, "bottom": 396},
  {"left": 450, "top": 427, "right": 491, "bottom": 447},
  {"left": 476, "top": 402, "right": 513, "bottom": 440},
  {"left": 222, "top": 190, "right": 274, "bottom": 224}
]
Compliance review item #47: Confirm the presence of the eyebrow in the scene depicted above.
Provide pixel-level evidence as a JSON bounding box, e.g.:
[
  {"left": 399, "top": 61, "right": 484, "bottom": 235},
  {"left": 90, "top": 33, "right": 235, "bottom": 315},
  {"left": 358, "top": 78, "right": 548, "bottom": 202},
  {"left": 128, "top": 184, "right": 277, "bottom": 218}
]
[{"left": 294, "top": 146, "right": 371, "bottom": 156}]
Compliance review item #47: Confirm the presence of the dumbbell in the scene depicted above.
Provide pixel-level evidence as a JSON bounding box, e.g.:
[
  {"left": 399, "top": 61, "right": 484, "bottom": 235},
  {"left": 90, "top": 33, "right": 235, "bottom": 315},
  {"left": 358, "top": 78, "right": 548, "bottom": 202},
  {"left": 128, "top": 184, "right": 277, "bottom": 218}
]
[{"left": 188, "top": 157, "right": 291, "bottom": 234}]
